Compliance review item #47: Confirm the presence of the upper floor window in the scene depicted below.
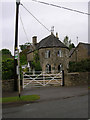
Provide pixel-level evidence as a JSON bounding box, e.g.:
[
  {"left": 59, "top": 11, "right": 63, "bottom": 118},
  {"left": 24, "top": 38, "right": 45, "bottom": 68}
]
[
  {"left": 45, "top": 50, "right": 50, "bottom": 58},
  {"left": 57, "top": 50, "right": 63, "bottom": 57}
]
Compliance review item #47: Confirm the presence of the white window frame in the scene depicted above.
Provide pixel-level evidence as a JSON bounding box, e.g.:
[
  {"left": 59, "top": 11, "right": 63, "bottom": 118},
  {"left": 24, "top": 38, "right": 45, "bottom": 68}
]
[
  {"left": 58, "top": 50, "right": 63, "bottom": 57},
  {"left": 45, "top": 50, "right": 50, "bottom": 58}
]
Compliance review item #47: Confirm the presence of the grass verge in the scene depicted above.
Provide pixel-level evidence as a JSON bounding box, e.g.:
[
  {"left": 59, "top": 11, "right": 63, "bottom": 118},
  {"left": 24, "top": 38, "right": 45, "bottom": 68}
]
[{"left": 0, "top": 95, "right": 40, "bottom": 103}]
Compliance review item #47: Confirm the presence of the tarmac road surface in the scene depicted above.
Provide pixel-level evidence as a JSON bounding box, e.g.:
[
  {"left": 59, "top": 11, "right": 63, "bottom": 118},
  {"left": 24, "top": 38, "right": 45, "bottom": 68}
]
[{"left": 2, "top": 86, "right": 89, "bottom": 118}]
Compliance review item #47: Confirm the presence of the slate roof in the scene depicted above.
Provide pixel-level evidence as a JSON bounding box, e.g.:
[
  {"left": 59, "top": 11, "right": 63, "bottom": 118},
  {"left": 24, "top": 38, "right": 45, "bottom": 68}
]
[
  {"left": 69, "top": 42, "right": 90, "bottom": 57},
  {"left": 27, "top": 34, "right": 68, "bottom": 54},
  {"left": 37, "top": 34, "right": 68, "bottom": 49},
  {"left": 69, "top": 48, "right": 75, "bottom": 57}
]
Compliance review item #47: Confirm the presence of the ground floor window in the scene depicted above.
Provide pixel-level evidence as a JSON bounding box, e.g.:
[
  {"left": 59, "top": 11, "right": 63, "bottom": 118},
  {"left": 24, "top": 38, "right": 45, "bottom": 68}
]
[{"left": 58, "top": 64, "right": 63, "bottom": 72}]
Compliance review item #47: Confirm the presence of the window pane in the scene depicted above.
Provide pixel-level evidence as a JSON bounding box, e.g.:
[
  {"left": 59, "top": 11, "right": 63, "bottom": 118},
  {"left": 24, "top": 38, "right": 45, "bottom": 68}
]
[{"left": 45, "top": 50, "right": 50, "bottom": 58}]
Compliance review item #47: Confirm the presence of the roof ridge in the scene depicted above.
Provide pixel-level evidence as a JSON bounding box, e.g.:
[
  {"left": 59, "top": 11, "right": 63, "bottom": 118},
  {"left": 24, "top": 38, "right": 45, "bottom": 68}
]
[
  {"left": 37, "top": 34, "right": 68, "bottom": 49},
  {"left": 79, "top": 42, "right": 90, "bottom": 45}
]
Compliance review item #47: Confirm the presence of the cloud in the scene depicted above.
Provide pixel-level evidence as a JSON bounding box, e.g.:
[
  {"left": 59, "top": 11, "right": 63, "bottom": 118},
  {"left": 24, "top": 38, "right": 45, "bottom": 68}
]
[{"left": 1, "top": 1, "right": 88, "bottom": 55}]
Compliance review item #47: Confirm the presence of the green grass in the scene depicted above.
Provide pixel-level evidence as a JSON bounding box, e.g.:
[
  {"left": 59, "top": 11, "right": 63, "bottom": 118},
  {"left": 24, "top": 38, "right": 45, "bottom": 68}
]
[{"left": 0, "top": 95, "right": 40, "bottom": 103}]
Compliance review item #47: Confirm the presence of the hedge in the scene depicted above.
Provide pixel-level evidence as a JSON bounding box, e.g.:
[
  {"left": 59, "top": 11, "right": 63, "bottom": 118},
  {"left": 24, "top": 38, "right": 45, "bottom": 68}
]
[{"left": 69, "top": 59, "right": 90, "bottom": 72}]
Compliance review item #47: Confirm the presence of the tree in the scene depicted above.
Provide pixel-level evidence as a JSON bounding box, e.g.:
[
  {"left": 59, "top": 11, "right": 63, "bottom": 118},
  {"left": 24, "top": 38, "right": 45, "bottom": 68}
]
[
  {"left": 31, "top": 50, "right": 42, "bottom": 71},
  {"left": 19, "top": 42, "right": 31, "bottom": 51},
  {"left": 63, "top": 36, "right": 75, "bottom": 50},
  {"left": 63, "top": 36, "right": 71, "bottom": 47},
  {"left": 2, "top": 58, "right": 14, "bottom": 80},
  {"left": 69, "top": 43, "right": 75, "bottom": 50},
  {"left": 20, "top": 49, "right": 28, "bottom": 65},
  {"left": 0, "top": 49, "right": 14, "bottom": 80},
  {"left": 1, "top": 49, "right": 12, "bottom": 55},
  {"left": 19, "top": 43, "right": 32, "bottom": 65},
  {"left": 0, "top": 49, "right": 13, "bottom": 61}
]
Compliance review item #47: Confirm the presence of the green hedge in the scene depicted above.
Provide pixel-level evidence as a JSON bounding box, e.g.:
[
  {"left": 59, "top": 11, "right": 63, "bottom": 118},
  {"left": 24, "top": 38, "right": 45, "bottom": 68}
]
[{"left": 69, "top": 59, "right": 90, "bottom": 72}]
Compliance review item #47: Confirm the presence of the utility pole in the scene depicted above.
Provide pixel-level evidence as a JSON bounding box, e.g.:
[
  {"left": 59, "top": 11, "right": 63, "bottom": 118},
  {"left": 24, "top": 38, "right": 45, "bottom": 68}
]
[
  {"left": 14, "top": 0, "right": 20, "bottom": 91},
  {"left": 17, "top": 49, "right": 21, "bottom": 97}
]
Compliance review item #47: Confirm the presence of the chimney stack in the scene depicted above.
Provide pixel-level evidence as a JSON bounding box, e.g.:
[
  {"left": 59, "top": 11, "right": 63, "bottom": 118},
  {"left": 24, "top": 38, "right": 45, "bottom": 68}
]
[
  {"left": 32, "top": 36, "right": 37, "bottom": 46},
  {"left": 56, "top": 32, "right": 58, "bottom": 38}
]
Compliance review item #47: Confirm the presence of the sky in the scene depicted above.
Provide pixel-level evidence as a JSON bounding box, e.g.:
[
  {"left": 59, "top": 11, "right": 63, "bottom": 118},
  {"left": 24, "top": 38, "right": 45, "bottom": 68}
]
[{"left": 1, "top": 0, "right": 90, "bottom": 55}]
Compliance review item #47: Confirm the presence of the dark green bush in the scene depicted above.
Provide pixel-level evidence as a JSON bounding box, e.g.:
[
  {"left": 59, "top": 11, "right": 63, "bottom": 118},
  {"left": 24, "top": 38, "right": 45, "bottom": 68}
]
[
  {"left": 69, "top": 59, "right": 90, "bottom": 72},
  {"left": 2, "top": 58, "right": 14, "bottom": 80}
]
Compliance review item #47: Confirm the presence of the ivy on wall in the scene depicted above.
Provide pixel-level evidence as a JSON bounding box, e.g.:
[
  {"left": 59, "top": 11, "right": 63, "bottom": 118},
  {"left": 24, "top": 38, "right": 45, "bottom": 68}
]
[{"left": 31, "top": 50, "right": 42, "bottom": 71}]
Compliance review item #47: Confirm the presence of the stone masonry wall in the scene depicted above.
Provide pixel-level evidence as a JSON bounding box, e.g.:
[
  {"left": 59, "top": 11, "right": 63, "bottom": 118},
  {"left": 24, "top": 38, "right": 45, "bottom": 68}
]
[
  {"left": 39, "top": 47, "right": 69, "bottom": 73},
  {"left": 69, "top": 44, "right": 89, "bottom": 62},
  {"left": 65, "top": 72, "right": 89, "bottom": 86},
  {"left": 2, "top": 79, "right": 14, "bottom": 92}
]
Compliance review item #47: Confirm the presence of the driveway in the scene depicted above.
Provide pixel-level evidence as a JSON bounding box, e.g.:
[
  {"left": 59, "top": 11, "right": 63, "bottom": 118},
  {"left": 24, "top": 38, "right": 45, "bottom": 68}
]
[{"left": 21, "top": 85, "right": 88, "bottom": 102}]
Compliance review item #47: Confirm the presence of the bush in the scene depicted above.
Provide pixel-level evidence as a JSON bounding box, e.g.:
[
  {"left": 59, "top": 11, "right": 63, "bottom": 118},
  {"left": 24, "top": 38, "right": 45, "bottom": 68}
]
[
  {"left": 2, "top": 58, "right": 14, "bottom": 80},
  {"left": 69, "top": 59, "right": 90, "bottom": 72}
]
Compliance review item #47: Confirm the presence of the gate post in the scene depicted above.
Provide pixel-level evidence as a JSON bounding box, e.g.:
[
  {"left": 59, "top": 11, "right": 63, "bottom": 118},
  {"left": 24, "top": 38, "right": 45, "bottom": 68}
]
[{"left": 62, "top": 70, "right": 64, "bottom": 86}]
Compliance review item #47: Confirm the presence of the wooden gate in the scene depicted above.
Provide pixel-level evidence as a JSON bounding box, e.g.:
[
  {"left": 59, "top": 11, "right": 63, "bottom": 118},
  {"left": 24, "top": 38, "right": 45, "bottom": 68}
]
[{"left": 23, "top": 71, "right": 63, "bottom": 88}]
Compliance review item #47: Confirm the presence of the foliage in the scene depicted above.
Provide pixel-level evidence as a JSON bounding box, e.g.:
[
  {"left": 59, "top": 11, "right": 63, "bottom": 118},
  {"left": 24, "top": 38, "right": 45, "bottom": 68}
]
[
  {"left": 1, "top": 49, "right": 12, "bottom": 55},
  {"left": 31, "top": 50, "right": 42, "bottom": 71},
  {"left": 69, "top": 59, "right": 90, "bottom": 72},
  {"left": 0, "top": 49, "right": 14, "bottom": 80},
  {"left": 69, "top": 43, "right": 75, "bottom": 50},
  {"left": 20, "top": 49, "right": 28, "bottom": 65},
  {"left": 19, "top": 42, "right": 31, "bottom": 51},
  {"left": 2, "top": 58, "right": 14, "bottom": 80},
  {"left": 63, "top": 36, "right": 75, "bottom": 50},
  {"left": 1, "top": 48, "right": 26, "bottom": 80},
  {"left": 0, "top": 49, "right": 13, "bottom": 61},
  {"left": 23, "top": 67, "right": 29, "bottom": 73},
  {"left": 63, "top": 36, "right": 71, "bottom": 47}
]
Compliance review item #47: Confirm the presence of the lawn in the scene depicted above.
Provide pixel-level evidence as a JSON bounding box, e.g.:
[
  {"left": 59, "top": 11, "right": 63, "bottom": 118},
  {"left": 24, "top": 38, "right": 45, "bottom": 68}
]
[{"left": 0, "top": 95, "right": 40, "bottom": 103}]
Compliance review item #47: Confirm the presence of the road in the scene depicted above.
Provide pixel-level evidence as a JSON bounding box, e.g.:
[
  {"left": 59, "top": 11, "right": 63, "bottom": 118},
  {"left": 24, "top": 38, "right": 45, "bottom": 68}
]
[{"left": 2, "top": 86, "right": 88, "bottom": 118}]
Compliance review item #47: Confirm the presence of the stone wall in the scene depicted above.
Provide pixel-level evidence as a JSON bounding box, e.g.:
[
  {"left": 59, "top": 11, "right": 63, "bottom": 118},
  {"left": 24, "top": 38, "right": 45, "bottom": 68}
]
[
  {"left": 27, "top": 52, "right": 34, "bottom": 62},
  {"left": 39, "top": 47, "right": 69, "bottom": 73},
  {"left": 27, "top": 47, "right": 69, "bottom": 73},
  {"left": 2, "top": 79, "right": 14, "bottom": 92},
  {"left": 2, "top": 79, "right": 23, "bottom": 92},
  {"left": 69, "top": 43, "right": 89, "bottom": 62},
  {"left": 65, "top": 72, "right": 89, "bottom": 86}
]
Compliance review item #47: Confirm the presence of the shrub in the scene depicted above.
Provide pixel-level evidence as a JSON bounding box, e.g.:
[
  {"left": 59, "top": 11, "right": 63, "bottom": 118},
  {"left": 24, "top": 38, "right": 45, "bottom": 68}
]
[
  {"left": 69, "top": 59, "right": 90, "bottom": 72},
  {"left": 2, "top": 58, "right": 14, "bottom": 80}
]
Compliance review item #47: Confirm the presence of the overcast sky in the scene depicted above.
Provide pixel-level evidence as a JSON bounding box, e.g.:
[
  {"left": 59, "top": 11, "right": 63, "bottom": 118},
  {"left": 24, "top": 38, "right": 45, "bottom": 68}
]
[{"left": 1, "top": 0, "right": 90, "bottom": 55}]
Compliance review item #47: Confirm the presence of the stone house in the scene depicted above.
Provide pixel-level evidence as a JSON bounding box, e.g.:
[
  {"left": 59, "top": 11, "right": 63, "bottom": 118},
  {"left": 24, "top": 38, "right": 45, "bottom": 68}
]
[
  {"left": 27, "top": 33, "right": 69, "bottom": 73},
  {"left": 69, "top": 42, "right": 90, "bottom": 62}
]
